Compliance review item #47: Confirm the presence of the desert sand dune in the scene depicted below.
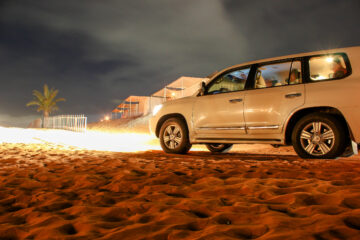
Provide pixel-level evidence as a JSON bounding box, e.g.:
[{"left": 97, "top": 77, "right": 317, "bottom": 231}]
[{"left": 0, "top": 142, "right": 359, "bottom": 239}]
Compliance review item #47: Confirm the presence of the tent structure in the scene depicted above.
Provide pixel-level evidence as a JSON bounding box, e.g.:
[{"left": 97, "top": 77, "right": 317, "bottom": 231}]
[
  {"left": 151, "top": 76, "right": 207, "bottom": 101},
  {"left": 111, "top": 95, "right": 163, "bottom": 119},
  {"left": 111, "top": 76, "right": 208, "bottom": 119}
]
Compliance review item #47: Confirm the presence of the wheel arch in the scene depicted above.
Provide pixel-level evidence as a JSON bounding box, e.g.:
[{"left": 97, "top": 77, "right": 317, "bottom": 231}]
[
  {"left": 155, "top": 113, "right": 189, "bottom": 138},
  {"left": 284, "top": 107, "right": 351, "bottom": 145}
]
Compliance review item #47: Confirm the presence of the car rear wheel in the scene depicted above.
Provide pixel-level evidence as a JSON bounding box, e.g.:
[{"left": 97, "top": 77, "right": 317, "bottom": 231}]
[
  {"left": 159, "top": 118, "right": 192, "bottom": 154},
  {"left": 291, "top": 113, "right": 347, "bottom": 159},
  {"left": 206, "top": 143, "right": 233, "bottom": 153}
]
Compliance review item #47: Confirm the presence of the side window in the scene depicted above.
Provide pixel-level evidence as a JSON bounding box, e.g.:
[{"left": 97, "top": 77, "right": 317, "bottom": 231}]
[
  {"left": 289, "top": 61, "right": 302, "bottom": 85},
  {"left": 206, "top": 68, "right": 250, "bottom": 94},
  {"left": 309, "top": 54, "right": 348, "bottom": 81},
  {"left": 255, "top": 61, "right": 296, "bottom": 89}
]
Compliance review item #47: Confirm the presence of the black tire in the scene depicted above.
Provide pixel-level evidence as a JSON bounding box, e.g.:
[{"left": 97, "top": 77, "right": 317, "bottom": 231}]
[
  {"left": 159, "top": 118, "right": 192, "bottom": 154},
  {"left": 206, "top": 143, "right": 233, "bottom": 153},
  {"left": 291, "top": 113, "right": 347, "bottom": 159}
]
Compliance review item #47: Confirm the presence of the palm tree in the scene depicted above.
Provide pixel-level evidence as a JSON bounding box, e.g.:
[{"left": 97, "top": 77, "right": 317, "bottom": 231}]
[{"left": 26, "top": 84, "right": 66, "bottom": 120}]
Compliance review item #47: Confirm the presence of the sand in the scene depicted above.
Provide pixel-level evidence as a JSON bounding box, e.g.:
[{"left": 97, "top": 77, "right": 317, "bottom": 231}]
[{"left": 0, "top": 141, "right": 359, "bottom": 240}]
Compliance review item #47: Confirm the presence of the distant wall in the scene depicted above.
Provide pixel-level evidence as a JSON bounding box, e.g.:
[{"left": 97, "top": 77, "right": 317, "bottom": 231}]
[
  {"left": 27, "top": 118, "right": 42, "bottom": 128},
  {"left": 144, "top": 97, "right": 164, "bottom": 115}
]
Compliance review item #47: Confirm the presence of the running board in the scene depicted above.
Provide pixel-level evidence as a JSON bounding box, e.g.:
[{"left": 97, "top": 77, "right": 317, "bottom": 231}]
[{"left": 195, "top": 138, "right": 281, "bottom": 142}]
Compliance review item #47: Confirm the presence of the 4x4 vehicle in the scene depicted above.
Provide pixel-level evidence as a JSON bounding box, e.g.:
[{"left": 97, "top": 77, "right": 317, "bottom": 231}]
[{"left": 150, "top": 46, "right": 360, "bottom": 159}]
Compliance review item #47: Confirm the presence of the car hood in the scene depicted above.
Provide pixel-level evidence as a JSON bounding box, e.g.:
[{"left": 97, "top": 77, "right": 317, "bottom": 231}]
[{"left": 162, "top": 96, "right": 195, "bottom": 107}]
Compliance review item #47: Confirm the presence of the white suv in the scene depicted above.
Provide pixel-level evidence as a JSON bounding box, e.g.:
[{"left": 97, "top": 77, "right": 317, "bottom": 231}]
[{"left": 150, "top": 46, "right": 360, "bottom": 159}]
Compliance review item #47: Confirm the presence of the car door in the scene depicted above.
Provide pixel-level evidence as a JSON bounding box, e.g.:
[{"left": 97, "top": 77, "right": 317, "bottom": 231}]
[
  {"left": 244, "top": 60, "right": 305, "bottom": 136},
  {"left": 193, "top": 67, "right": 251, "bottom": 140}
]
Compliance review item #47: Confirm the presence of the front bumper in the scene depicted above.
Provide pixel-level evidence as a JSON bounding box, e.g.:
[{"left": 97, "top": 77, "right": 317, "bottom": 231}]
[{"left": 149, "top": 115, "right": 158, "bottom": 137}]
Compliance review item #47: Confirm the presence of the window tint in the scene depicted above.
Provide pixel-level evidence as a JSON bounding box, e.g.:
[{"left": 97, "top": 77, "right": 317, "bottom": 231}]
[
  {"left": 309, "top": 54, "right": 348, "bottom": 81},
  {"left": 207, "top": 68, "right": 250, "bottom": 94},
  {"left": 255, "top": 61, "right": 295, "bottom": 89}
]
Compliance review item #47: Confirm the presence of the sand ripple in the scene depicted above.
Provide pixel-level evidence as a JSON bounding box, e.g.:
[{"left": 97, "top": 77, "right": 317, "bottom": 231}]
[{"left": 0, "top": 143, "right": 359, "bottom": 239}]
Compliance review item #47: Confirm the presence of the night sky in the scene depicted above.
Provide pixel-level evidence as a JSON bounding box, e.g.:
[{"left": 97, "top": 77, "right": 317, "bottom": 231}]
[{"left": 1, "top": 0, "right": 360, "bottom": 126}]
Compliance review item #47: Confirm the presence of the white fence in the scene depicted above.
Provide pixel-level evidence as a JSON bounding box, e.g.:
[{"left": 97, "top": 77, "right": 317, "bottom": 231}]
[{"left": 43, "top": 115, "right": 87, "bottom": 132}]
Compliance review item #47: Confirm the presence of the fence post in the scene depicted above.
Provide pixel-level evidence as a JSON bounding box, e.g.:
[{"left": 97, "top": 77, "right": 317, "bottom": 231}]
[{"left": 38, "top": 114, "right": 87, "bottom": 132}]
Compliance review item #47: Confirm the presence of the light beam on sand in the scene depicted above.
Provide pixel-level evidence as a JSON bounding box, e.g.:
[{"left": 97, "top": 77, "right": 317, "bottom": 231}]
[{"left": 0, "top": 127, "right": 163, "bottom": 152}]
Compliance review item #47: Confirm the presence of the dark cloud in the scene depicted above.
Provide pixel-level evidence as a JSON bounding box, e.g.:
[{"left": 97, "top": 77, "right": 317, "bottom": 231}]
[
  {"left": 0, "top": 0, "right": 359, "bottom": 126},
  {"left": 0, "top": 21, "right": 135, "bottom": 116},
  {"left": 222, "top": 0, "right": 360, "bottom": 58}
]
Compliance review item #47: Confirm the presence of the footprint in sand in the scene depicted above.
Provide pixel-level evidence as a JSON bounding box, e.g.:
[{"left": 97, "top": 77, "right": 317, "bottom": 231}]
[
  {"left": 37, "top": 201, "right": 73, "bottom": 212},
  {"left": 189, "top": 210, "right": 209, "bottom": 219},
  {"left": 165, "top": 192, "right": 187, "bottom": 198},
  {"left": 342, "top": 196, "right": 360, "bottom": 209},
  {"left": 184, "top": 222, "right": 204, "bottom": 231},
  {"left": 313, "top": 227, "right": 356, "bottom": 240},
  {"left": 224, "top": 225, "right": 269, "bottom": 239},
  {"left": 102, "top": 215, "right": 125, "bottom": 223},
  {"left": 57, "top": 223, "right": 77, "bottom": 235},
  {"left": 343, "top": 215, "right": 360, "bottom": 230},
  {"left": 172, "top": 221, "right": 205, "bottom": 232},
  {"left": 4, "top": 216, "right": 26, "bottom": 225},
  {"left": 214, "top": 215, "right": 232, "bottom": 225},
  {"left": 137, "top": 215, "right": 154, "bottom": 224}
]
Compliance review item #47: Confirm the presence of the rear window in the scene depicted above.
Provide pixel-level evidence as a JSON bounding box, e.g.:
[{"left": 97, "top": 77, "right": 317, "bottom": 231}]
[{"left": 309, "top": 54, "right": 349, "bottom": 81}]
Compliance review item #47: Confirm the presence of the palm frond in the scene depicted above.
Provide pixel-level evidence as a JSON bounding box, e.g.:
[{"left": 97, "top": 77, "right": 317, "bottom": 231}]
[
  {"left": 43, "top": 84, "right": 50, "bottom": 98},
  {"left": 26, "top": 101, "right": 40, "bottom": 107},
  {"left": 55, "top": 98, "right": 66, "bottom": 103},
  {"left": 27, "top": 84, "right": 66, "bottom": 118},
  {"left": 47, "top": 89, "right": 59, "bottom": 103},
  {"left": 37, "top": 106, "right": 44, "bottom": 112},
  {"left": 32, "top": 90, "right": 45, "bottom": 102}
]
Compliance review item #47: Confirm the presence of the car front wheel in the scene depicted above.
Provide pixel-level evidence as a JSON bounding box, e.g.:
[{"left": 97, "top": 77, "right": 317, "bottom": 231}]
[
  {"left": 206, "top": 143, "right": 233, "bottom": 153},
  {"left": 291, "top": 113, "right": 347, "bottom": 159},
  {"left": 159, "top": 118, "right": 192, "bottom": 154}
]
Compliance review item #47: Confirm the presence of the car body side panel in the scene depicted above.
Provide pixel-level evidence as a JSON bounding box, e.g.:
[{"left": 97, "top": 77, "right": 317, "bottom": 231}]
[
  {"left": 304, "top": 81, "right": 360, "bottom": 142},
  {"left": 149, "top": 97, "right": 195, "bottom": 139},
  {"left": 192, "top": 91, "right": 246, "bottom": 140},
  {"left": 244, "top": 84, "right": 305, "bottom": 135},
  {"left": 342, "top": 48, "right": 360, "bottom": 142}
]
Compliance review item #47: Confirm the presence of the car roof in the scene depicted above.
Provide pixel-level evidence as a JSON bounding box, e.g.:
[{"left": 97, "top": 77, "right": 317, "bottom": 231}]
[{"left": 212, "top": 45, "right": 360, "bottom": 79}]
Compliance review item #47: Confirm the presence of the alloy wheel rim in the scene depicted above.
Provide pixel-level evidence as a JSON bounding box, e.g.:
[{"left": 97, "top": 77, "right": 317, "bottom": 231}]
[
  {"left": 300, "top": 121, "right": 335, "bottom": 156},
  {"left": 163, "top": 124, "right": 182, "bottom": 149}
]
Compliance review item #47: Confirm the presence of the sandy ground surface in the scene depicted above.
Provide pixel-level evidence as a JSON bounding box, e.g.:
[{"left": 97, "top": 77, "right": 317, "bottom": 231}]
[{"left": 0, "top": 139, "right": 360, "bottom": 240}]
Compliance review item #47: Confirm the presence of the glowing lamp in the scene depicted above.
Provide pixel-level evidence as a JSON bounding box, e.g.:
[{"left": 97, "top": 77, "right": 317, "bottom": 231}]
[{"left": 326, "top": 57, "right": 334, "bottom": 63}]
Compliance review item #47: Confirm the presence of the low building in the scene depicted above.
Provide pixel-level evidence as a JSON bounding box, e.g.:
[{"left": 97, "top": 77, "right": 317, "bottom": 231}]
[
  {"left": 151, "top": 76, "right": 207, "bottom": 101},
  {"left": 111, "top": 76, "right": 207, "bottom": 119},
  {"left": 112, "top": 95, "right": 163, "bottom": 119}
]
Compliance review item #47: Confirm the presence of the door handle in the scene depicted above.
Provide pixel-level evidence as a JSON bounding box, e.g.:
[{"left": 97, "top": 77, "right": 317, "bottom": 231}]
[
  {"left": 229, "top": 98, "right": 243, "bottom": 103},
  {"left": 285, "top": 93, "right": 302, "bottom": 98}
]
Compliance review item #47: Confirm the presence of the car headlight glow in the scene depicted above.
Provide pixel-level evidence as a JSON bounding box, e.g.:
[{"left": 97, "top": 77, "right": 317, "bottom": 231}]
[{"left": 152, "top": 104, "right": 163, "bottom": 116}]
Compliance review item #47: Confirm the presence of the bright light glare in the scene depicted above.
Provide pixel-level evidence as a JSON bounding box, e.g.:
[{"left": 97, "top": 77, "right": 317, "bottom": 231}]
[
  {"left": 0, "top": 127, "right": 162, "bottom": 152},
  {"left": 326, "top": 57, "right": 334, "bottom": 63},
  {"left": 104, "top": 116, "right": 110, "bottom": 121},
  {"left": 152, "top": 104, "right": 163, "bottom": 116},
  {"left": 314, "top": 75, "right": 327, "bottom": 80}
]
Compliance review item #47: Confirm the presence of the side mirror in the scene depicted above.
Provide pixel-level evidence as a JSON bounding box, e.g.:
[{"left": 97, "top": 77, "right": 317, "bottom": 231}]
[{"left": 199, "top": 81, "right": 206, "bottom": 96}]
